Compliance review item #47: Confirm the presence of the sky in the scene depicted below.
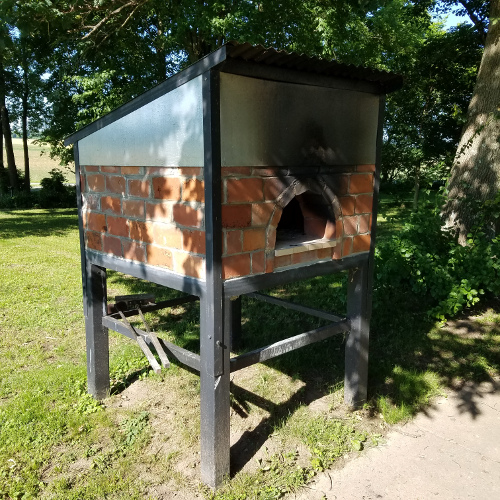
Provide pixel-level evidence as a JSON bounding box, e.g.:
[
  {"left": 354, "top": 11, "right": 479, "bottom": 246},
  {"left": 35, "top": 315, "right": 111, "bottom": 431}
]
[{"left": 433, "top": 6, "right": 472, "bottom": 30}]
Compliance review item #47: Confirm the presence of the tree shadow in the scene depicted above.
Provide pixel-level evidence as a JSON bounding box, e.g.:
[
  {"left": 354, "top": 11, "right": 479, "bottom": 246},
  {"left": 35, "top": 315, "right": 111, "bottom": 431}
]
[
  {"left": 236, "top": 276, "right": 500, "bottom": 429},
  {"left": 369, "top": 289, "right": 500, "bottom": 421},
  {"left": 104, "top": 261, "right": 499, "bottom": 458},
  {"left": 229, "top": 381, "right": 322, "bottom": 476},
  {"left": 0, "top": 208, "right": 78, "bottom": 239}
]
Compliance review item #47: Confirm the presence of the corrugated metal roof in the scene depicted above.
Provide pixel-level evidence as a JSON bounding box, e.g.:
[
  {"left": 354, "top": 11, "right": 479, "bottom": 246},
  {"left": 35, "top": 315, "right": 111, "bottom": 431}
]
[{"left": 224, "top": 41, "right": 402, "bottom": 92}]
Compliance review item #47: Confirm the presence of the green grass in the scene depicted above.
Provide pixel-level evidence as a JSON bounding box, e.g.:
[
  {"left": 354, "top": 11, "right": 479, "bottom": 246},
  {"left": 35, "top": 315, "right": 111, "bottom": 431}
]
[
  {"left": 2, "top": 138, "right": 72, "bottom": 184},
  {"left": 0, "top": 204, "right": 499, "bottom": 499}
]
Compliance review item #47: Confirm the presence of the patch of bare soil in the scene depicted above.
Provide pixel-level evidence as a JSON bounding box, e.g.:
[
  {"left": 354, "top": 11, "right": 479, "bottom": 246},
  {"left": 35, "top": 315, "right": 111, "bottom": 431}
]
[
  {"left": 40, "top": 443, "right": 93, "bottom": 485},
  {"left": 106, "top": 362, "right": 389, "bottom": 499}
]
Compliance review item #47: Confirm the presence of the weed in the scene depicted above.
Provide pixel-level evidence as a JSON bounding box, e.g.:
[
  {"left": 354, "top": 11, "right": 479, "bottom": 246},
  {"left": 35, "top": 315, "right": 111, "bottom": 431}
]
[
  {"left": 287, "top": 408, "right": 365, "bottom": 471},
  {"left": 120, "top": 411, "right": 150, "bottom": 446},
  {"left": 74, "top": 393, "right": 103, "bottom": 415}
]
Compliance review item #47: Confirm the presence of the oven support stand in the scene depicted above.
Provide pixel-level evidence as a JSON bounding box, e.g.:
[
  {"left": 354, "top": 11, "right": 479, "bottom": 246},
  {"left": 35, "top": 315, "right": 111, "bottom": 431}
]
[
  {"left": 82, "top": 257, "right": 371, "bottom": 488},
  {"left": 344, "top": 261, "right": 370, "bottom": 407},
  {"left": 85, "top": 263, "right": 110, "bottom": 400}
]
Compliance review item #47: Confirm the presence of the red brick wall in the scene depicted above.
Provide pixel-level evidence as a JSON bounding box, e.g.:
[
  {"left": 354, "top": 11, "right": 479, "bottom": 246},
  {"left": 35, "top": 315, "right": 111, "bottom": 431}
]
[
  {"left": 221, "top": 165, "right": 375, "bottom": 279},
  {"left": 80, "top": 166, "right": 205, "bottom": 278},
  {"left": 80, "top": 164, "right": 374, "bottom": 281}
]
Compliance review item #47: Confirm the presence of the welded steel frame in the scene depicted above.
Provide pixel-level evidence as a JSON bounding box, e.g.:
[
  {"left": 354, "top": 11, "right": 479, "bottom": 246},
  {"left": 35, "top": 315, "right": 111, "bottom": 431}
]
[
  {"left": 72, "top": 52, "right": 390, "bottom": 489},
  {"left": 81, "top": 253, "right": 372, "bottom": 488}
]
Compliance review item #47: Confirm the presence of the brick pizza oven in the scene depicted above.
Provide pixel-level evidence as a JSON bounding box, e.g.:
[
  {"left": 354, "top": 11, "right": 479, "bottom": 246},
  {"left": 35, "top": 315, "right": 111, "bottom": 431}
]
[{"left": 65, "top": 42, "right": 402, "bottom": 488}]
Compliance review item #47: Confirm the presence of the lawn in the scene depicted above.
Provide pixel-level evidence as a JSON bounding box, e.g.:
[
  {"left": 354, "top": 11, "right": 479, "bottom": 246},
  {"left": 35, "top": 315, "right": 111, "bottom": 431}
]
[
  {"left": 2, "top": 138, "right": 72, "bottom": 185},
  {"left": 0, "top": 199, "right": 498, "bottom": 499}
]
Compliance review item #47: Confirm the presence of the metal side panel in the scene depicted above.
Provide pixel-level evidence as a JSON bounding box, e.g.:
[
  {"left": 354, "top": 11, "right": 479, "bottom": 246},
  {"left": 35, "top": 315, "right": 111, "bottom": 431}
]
[
  {"left": 78, "top": 76, "right": 204, "bottom": 167},
  {"left": 220, "top": 73, "right": 379, "bottom": 167}
]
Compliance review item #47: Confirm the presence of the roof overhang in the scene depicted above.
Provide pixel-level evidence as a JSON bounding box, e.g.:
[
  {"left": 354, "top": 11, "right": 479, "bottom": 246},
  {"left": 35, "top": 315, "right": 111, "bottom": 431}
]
[{"left": 65, "top": 41, "right": 402, "bottom": 147}]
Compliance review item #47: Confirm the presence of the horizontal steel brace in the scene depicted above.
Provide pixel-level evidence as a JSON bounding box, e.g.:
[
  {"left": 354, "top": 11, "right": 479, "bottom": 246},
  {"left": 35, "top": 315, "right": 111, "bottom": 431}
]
[
  {"left": 247, "top": 292, "right": 343, "bottom": 322},
  {"left": 86, "top": 250, "right": 206, "bottom": 297},
  {"left": 107, "top": 295, "right": 199, "bottom": 319},
  {"left": 224, "top": 252, "right": 369, "bottom": 296},
  {"left": 229, "top": 319, "right": 350, "bottom": 373},
  {"left": 102, "top": 315, "right": 201, "bottom": 372}
]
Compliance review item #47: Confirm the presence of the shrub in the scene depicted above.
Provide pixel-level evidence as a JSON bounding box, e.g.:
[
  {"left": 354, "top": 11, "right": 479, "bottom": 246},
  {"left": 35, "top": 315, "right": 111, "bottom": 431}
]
[
  {"left": 0, "top": 169, "right": 76, "bottom": 210},
  {"left": 39, "top": 168, "right": 76, "bottom": 208},
  {"left": 0, "top": 190, "right": 38, "bottom": 209},
  {"left": 0, "top": 168, "right": 24, "bottom": 195},
  {"left": 375, "top": 192, "right": 500, "bottom": 321}
]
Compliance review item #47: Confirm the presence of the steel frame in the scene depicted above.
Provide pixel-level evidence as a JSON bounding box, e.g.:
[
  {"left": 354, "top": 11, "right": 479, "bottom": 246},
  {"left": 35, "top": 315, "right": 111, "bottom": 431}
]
[
  {"left": 83, "top": 250, "right": 371, "bottom": 487},
  {"left": 74, "top": 60, "right": 387, "bottom": 489}
]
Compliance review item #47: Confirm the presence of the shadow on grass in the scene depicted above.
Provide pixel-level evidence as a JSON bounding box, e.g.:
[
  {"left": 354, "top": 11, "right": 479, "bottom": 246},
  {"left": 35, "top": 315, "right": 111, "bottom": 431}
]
[
  {"left": 0, "top": 208, "right": 78, "bottom": 239},
  {"left": 369, "top": 290, "right": 500, "bottom": 421},
  {"left": 229, "top": 382, "right": 314, "bottom": 476},
  {"left": 104, "top": 265, "right": 499, "bottom": 468}
]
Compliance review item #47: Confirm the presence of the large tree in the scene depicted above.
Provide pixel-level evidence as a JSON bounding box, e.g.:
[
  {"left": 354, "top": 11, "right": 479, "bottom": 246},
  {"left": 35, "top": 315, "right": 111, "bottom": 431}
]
[
  {"left": 443, "top": 0, "right": 500, "bottom": 241},
  {"left": 0, "top": 0, "right": 59, "bottom": 191},
  {"left": 383, "top": 24, "right": 482, "bottom": 207},
  {"left": 39, "top": 0, "right": 434, "bottom": 157},
  {"left": 0, "top": 21, "right": 19, "bottom": 193}
]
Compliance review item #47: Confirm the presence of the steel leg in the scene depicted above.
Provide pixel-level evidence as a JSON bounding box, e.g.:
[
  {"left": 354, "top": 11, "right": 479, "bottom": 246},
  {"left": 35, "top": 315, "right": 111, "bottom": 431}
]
[
  {"left": 85, "top": 263, "right": 109, "bottom": 400},
  {"left": 344, "top": 262, "right": 370, "bottom": 408},
  {"left": 199, "top": 294, "right": 231, "bottom": 487}
]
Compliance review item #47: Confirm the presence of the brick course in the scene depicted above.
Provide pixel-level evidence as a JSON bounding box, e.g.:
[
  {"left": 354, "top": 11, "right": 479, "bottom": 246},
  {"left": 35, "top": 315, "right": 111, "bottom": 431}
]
[
  {"left": 153, "top": 177, "right": 181, "bottom": 200},
  {"left": 80, "top": 164, "right": 375, "bottom": 281},
  {"left": 106, "top": 175, "right": 126, "bottom": 195}
]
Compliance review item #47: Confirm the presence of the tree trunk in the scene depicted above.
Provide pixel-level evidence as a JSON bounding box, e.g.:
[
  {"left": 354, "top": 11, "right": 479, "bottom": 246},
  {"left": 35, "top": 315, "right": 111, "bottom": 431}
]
[
  {"left": 0, "top": 94, "right": 19, "bottom": 192},
  {"left": 0, "top": 61, "right": 18, "bottom": 192},
  {"left": 0, "top": 118, "right": 4, "bottom": 171},
  {"left": 443, "top": 0, "right": 500, "bottom": 243},
  {"left": 22, "top": 59, "right": 30, "bottom": 192},
  {"left": 413, "top": 160, "right": 421, "bottom": 211}
]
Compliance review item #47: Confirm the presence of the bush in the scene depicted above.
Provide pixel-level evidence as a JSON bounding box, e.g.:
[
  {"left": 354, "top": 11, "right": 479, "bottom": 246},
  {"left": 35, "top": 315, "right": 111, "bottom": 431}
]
[
  {"left": 0, "top": 168, "right": 24, "bottom": 195},
  {"left": 0, "top": 190, "right": 38, "bottom": 209},
  {"left": 39, "top": 168, "right": 76, "bottom": 208},
  {"left": 375, "top": 192, "right": 500, "bottom": 321},
  {"left": 0, "top": 169, "right": 76, "bottom": 210}
]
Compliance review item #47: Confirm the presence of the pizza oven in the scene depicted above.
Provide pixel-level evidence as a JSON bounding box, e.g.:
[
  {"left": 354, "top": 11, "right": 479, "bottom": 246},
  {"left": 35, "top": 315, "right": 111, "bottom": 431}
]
[{"left": 65, "top": 41, "right": 401, "bottom": 488}]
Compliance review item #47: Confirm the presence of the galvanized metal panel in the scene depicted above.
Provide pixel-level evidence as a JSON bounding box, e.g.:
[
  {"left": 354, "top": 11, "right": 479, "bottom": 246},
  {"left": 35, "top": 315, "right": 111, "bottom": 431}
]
[
  {"left": 220, "top": 73, "right": 379, "bottom": 167},
  {"left": 78, "top": 76, "right": 204, "bottom": 167}
]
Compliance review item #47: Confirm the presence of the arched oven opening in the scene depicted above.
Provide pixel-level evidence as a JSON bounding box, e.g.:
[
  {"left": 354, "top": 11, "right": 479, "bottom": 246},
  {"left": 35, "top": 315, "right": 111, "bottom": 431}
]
[
  {"left": 275, "top": 191, "right": 338, "bottom": 255},
  {"left": 276, "top": 197, "right": 305, "bottom": 245}
]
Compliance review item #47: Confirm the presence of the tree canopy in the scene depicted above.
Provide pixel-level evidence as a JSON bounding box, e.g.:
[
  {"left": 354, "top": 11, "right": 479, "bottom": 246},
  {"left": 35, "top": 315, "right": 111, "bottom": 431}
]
[{"left": 0, "top": 0, "right": 492, "bottom": 227}]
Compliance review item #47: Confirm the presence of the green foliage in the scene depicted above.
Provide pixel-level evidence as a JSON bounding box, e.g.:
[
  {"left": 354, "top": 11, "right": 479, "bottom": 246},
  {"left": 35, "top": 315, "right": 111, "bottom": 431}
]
[
  {"left": 382, "top": 24, "right": 482, "bottom": 185},
  {"left": 375, "top": 191, "right": 500, "bottom": 321},
  {"left": 0, "top": 168, "right": 76, "bottom": 208},
  {"left": 0, "top": 208, "right": 499, "bottom": 498},
  {"left": 120, "top": 412, "right": 150, "bottom": 447},
  {"left": 73, "top": 393, "right": 103, "bottom": 416},
  {"left": 0, "top": 189, "right": 36, "bottom": 209},
  {"left": 0, "top": 167, "right": 24, "bottom": 194},
  {"left": 290, "top": 413, "right": 366, "bottom": 471},
  {"left": 39, "top": 168, "right": 76, "bottom": 208}
]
